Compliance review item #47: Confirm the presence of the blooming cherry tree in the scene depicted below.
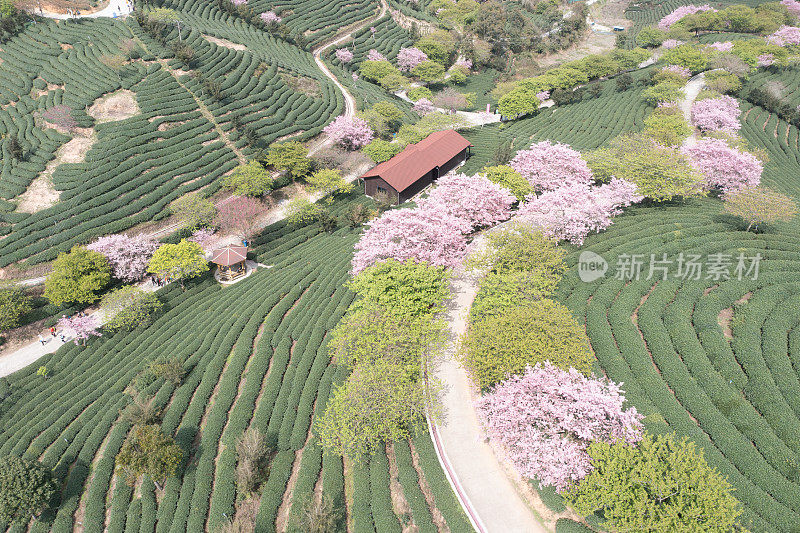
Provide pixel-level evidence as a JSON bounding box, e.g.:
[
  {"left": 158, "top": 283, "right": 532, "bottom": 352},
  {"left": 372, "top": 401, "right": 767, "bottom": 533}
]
[
  {"left": 518, "top": 179, "right": 642, "bottom": 245},
  {"left": 230, "top": 0, "right": 246, "bottom": 6},
  {"left": 510, "top": 141, "right": 594, "bottom": 192},
  {"left": 661, "top": 39, "right": 684, "bottom": 49},
  {"left": 352, "top": 208, "right": 469, "bottom": 273},
  {"left": 217, "top": 196, "right": 265, "bottom": 240},
  {"left": 87, "top": 234, "right": 158, "bottom": 282},
  {"left": 417, "top": 173, "right": 515, "bottom": 230},
  {"left": 335, "top": 48, "right": 354, "bottom": 63},
  {"left": 757, "top": 53, "right": 775, "bottom": 67},
  {"left": 367, "top": 49, "right": 386, "bottom": 61},
  {"left": 707, "top": 41, "right": 733, "bottom": 52},
  {"left": 535, "top": 90, "right": 550, "bottom": 101},
  {"left": 662, "top": 64, "right": 691, "bottom": 78},
  {"left": 477, "top": 362, "right": 644, "bottom": 493},
  {"left": 658, "top": 4, "right": 715, "bottom": 30},
  {"left": 260, "top": 11, "right": 281, "bottom": 24},
  {"left": 412, "top": 98, "right": 436, "bottom": 116},
  {"left": 682, "top": 138, "right": 762, "bottom": 192},
  {"left": 454, "top": 57, "right": 472, "bottom": 70},
  {"left": 188, "top": 228, "right": 217, "bottom": 251},
  {"left": 323, "top": 116, "right": 374, "bottom": 150},
  {"left": 782, "top": 0, "right": 800, "bottom": 16},
  {"left": 396, "top": 47, "right": 428, "bottom": 71},
  {"left": 58, "top": 314, "right": 102, "bottom": 346},
  {"left": 768, "top": 26, "right": 800, "bottom": 46},
  {"left": 691, "top": 95, "right": 741, "bottom": 132}
]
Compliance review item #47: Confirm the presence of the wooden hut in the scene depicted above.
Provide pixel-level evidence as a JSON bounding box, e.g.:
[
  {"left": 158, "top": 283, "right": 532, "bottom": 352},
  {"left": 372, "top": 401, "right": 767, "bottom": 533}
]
[{"left": 211, "top": 245, "right": 247, "bottom": 281}]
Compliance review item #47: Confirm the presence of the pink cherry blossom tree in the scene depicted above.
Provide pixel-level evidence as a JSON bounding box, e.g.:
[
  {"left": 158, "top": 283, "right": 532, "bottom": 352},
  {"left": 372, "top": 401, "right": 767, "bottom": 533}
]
[
  {"left": 188, "top": 228, "right": 217, "bottom": 251},
  {"left": 335, "top": 48, "right": 354, "bottom": 63},
  {"left": 58, "top": 314, "right": 102, "bottom": 346},
  {"left": 662, "top": 64, "right": 691, "bottom": 78},
  {"left": 757, "top": 53, "right": 775, "bottom": 67},
  {"left": 351, "top": 207, "right": 469, "bottom": 274},
  {"left": 517, "top": 179, "right": 642, "bottom": 245},
  {"left": 323, "top": 116, "right": 374, "bottom": 150},
  {"left": 367, "top": 49, "right": 386, "bottom": 61},
  {"left": 661, "top": 39, "right": 684, "bottom": 49},
  {"left": 509, "top": 141, "right": 594, "bottom": 192},
  {"left": 707, "top": 41, "right": 733, "bottom": 52},
  {"left": 412, "top": 98, "right": 436, "bottom": 116},
  {"left": 230, "top": 0, "right": 246, "bottom": 6},
  {"left": 535, "top": 90, "right": 550, "bottom": 101},
  {"left": 658, "top": 4, "right": 716, "bottom": 30},
  {"left": 260, "top": 11, "right": 281, "bottom": 24},
  {"left": 396, "top": 47, "right": 428, "bottom": 71},
  {"left": 217, "top": 196, "right": 265, "bottom": 240},
  {"left": 782, "top": 0, "right": 800, "bottom": 16},
  {"left": 691, "top": 95, "right": 741, "bottom": 132},
  {"left": 417, "top": 173, "right": 515, "bottom": 230},
  {"left": 454, "top": 57, "right": 472, "bottom": 70},
  {"left": 41, "top": 105, "right": 78, "bottom": 131},
  {"left": 87, "top": 234, "right": 159, "bottom": 283},
  {"left": 768, "top": 25, "right": 800, "bottom": 46},
  {"left": 477, "top": 362, "right": 644, "bottom": 493},
  {"left": 682, "top": 138, "right": 762, "bottom": 192}
]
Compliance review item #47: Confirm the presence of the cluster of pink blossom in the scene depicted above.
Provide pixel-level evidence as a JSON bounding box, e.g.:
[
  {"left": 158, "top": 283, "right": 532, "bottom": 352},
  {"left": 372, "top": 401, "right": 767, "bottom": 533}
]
[
  {"left": 658, "top": 4, "right": 715, "bottom": 30},
  {"left": 454, "top": 57, "right": 472, "bottom": 70},
  {"left": 535, "top": 90, "right": 551, "bottom": 101},
  {"left": 412, "top": 98, "right": 436, "bottom": 116},
  {"left": 58, "top": 315, "right": 102, "bottom": 346},
  {"left": 517, "top": 179, "right": 642, "bottom": 245},
  {"left": 706, "top": 41, "right": 733, "bottom": 52},
  {"left": 662, "top": 64, "right": 691, "bottom": 78},
  {"left": 661, "top": 39, "right": 684, "bottom": 49},
  {"left": 509, "top": 141, "right": 594, "bottom": 192},
  {"left": 682, "top": 138, "right": 762, "bottom": 192},
  {"left": 691, "top": 95, "right": 741, "bottom": 132},
  {"left": 757, "top": 53, "right": 775, "bottom": 67},
  {"left": 657, "top": 101, "right": 677, "bottom": 108},
  {"left": 367, "top": 49, "right": 386, "bottom": 61},
  {"left": 396, "top": 47, "right": 428, "bottom": 71},
  {"left": 351, "top": 207, "right": 469, "bottom": 273},
  {"left": 260, "top": 11, "right": 281, "bottom": 24},
  {"left": 87, "top": 234, "right": 158, "bottom": 283},
  {"left": 417, "top": 173, "right": 515, "bottom": 230},
  {"left": 782, "top": 0, "right": 800, "bottom": 16},
  {"left": 477, "top": 363, "right": 644, "bottom": 492},
  {"left": 188, "top": 228, "right": 217, "bottom": 251},
  {"left": 767, "top": 25, "right": 800, "bottom": 46},
  {"left": 334, "top": 48, "right": 353, "bottom": 63},
  {"left": 230, "top": 0, "right": 246, "bottom": 6},
  {"left": 323, "top": 115, "right": 373, "bottom": 149}
]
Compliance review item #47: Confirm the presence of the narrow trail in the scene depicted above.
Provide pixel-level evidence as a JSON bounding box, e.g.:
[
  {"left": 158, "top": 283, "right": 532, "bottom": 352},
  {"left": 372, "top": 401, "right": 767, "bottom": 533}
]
[
  {"left": 681, "top": 73, "right": 706, "bottom": 149},
  {"left": 427, "top": 234, "right": 548, "bottom": 533}
]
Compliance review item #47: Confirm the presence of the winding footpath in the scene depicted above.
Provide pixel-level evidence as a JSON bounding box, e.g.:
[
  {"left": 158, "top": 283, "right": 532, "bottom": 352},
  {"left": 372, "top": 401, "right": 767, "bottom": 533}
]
[
  {"left": 681, "top": 72, "right": 706, "bottom": 148},
  {"left": 428, "top": 235, "right": 548, "bottom": 533}
]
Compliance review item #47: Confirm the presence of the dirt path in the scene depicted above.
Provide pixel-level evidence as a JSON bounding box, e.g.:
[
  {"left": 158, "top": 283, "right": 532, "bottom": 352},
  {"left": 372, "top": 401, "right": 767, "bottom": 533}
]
[
  {"left": 28, "top": 0, "right": 131, "bottom": 19},
  {"left": 427, "top": 234, "right": 548, "bottom": 533},
  {"left": 681, "top": 73, "right": 706, "bottom": 148}
]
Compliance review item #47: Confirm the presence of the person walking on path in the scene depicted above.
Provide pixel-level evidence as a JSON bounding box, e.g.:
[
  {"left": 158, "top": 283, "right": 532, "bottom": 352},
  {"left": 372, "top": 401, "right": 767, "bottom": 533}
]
[
  {"left": 49, "top": 326, "right": 56, "bottom": 337},
  {"left": 38, "top": 334, "right": 46, "bottom": 346}
]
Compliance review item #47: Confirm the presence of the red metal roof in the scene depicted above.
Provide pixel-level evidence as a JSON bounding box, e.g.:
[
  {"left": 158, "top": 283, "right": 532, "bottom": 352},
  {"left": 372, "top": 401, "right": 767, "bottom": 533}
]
[
  {"left": 211, "top": 245, "right": 247, "bottom": 266},
  {"left": 360, "top": 130, "right": 472, "bottom": 193}
]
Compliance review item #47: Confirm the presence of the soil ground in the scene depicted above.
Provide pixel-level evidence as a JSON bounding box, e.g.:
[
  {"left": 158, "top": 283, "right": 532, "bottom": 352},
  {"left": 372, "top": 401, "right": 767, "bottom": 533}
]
[
  {"left": 88, "top": 89, "right": 140, "bottom": 122},
  {"left": 19, "top": 0, "right": 109, "bottom": 15}
]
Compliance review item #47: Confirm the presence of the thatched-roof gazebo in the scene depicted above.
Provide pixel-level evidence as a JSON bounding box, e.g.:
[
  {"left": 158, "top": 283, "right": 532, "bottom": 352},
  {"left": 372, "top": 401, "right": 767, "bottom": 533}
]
[{"left": 211, "top": 245, "right": 247, "bottom": 281}]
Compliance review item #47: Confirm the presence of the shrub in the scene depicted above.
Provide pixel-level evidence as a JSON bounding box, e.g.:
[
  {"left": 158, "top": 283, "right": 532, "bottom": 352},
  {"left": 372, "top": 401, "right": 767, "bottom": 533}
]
[
  {"left": 44, "top": 246, "right": 111, "bottom": 306},
  {"left": 0, "top": 288, "right": 32, "bottom": 333},
  {"left": 565, "top": 434, "right": 742, "bottom": 532},
  {"left": 723, "top": 186, "right": 798, "bottom": 230},
  {"left": 362, "top": 139, "right": 403, "bottom": 162},
  {"left": 477, "top": 363, "right": 643, "bottom": 492},
  {"left": 0, "top": 455, "right": 57, "bottom": 524},
  {"left": 347, "top": 259, "right": 450, "bottom": 318},
  {"left": 115, "top": 425, "right": 183, "bottom": 489},
  {"left": 102, "top": 286, "right": 163, "bottom": 331},
  {"left": 462, "top": 300, "right": 595, "bottom": 390},
  {"left": 235, "top": 428, "right": 270, "bottom": 495},
  {"left": 705, "top": 70, "right": 742, "bottom": 94}
]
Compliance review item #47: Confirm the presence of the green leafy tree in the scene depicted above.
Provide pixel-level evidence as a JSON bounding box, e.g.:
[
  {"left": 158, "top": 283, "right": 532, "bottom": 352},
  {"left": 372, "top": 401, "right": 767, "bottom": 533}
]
[
  {"left": 359, "top": 102, "right": 403, "bottom": 138},
  {"left": 498, "top": 87, "right": 540, "bottom": 119},
  {"left": 306, "top": 169, "right": 354, "bottom": 198},
  {"left": 359, "top": 60, "right": 401, "bottom": 83},
  {"left": 661, "top": 44, "right": 707, "bottom": 73},
  {"left": 407, "top": 86, "right": 433, "bottom": 101},
  {"left": 415, "top": 31, "right": 456, "bottom": 64},
  {"left": 44, "top": 246, "right": 112, "bottom": 306},
  {"left": 347, "top": 259, "right": 450, "bottom": 318},
  {"left": 565, "top": 434, "right": 742, "bottom": 532},
  {"left": 316, "top": 359, "right": 430, "bottom": 461},
  {"left": 147, "top": 240, "right": 209, "bottom": 289},
  {"left": 115, "top": 425, "right": 183, "bottom": 490},
  {"left": 610, "top": 47, "right": 650, "bottom": 69},
  {"left": 636, "top": 27, "right": 666, "bottom": 47},
  {"left": 362, "top": 139, "right": 403, "bottom": 162},
  {"left": 0, "top": 288, "right": 32, "bottom": 333},
  {"left": 643, "top": 107, "right": 693, "bottom": 146},
  {"left": 148, "top": 356, "right": 186, "bottom": 385},
  {"left": 587, "top": 133, "right": 703, "bottom": 202},
  {"left": 723, "top": 186, "right": 798, "bottom": 231},
  {"left": 641, "top": 81, "right": 684, "bottom": 105},
  {"left": 411, "top": 60, "right": 446, "bottom": 84},
  {"left": 480, "top": 165, "right": 532, "bottom": 201},
  {"left": 0, "top": 456, "right": 57, "bottom": 524},
  {"left": 263, "top": 141, "right": 310, "bottom": 180},
  {"left": 223, "top": 160, "right": 274, "bottom": 197},
  {"left": 102, "top": 286, "right": 163, "bottom": 332},
  {"left": 171, "top": 193, "right": 217, "bottom": 230},
  {"left": 462, "top": 299, "right": 594, "bottom": 390},
  {"left": 285, "top": 197, "right": 322, "bottom": 225}
]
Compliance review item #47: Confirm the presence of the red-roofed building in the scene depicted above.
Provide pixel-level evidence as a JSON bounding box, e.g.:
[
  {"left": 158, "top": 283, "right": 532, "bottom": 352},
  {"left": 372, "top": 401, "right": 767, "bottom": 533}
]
[{"left": 360, "top": 130, "right": 472, "bottom": 204}]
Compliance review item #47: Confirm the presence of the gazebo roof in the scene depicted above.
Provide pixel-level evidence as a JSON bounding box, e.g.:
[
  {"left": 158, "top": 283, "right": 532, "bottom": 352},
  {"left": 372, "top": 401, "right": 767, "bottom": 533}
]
[{"left": 211, "top": 245, "right": 247, "bottom": 266}]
